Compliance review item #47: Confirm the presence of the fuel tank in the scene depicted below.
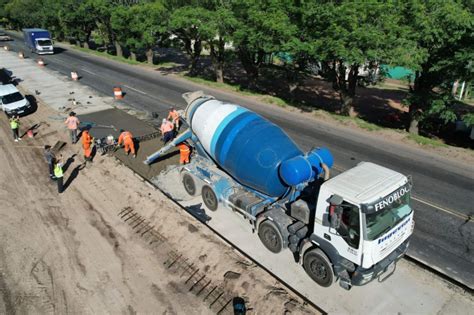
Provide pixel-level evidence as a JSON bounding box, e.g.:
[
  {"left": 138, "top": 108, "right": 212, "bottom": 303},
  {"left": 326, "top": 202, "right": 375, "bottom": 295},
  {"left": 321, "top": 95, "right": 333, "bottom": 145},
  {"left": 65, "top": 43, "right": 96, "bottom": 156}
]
[{"left": 184, "top": 92, "right": 333, "bottom": 197}]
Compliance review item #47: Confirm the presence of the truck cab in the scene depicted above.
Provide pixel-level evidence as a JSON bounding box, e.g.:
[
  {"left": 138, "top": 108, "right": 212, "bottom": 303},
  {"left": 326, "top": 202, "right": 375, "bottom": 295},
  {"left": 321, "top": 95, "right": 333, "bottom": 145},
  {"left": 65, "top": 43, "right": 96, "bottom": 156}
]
[
  {"left": 23, "top": 28, "right": 54, "bottom": 55},
  {"left": 303, "top": 162, "right": 414, "bottom": 288}
]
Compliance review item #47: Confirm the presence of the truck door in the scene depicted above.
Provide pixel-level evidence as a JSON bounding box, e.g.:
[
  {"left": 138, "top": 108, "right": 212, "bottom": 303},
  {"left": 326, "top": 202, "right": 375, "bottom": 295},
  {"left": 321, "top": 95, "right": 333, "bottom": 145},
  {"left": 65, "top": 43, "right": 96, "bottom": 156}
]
[{"left": 329, "top": 200, "right": 362, "bottom": 264}]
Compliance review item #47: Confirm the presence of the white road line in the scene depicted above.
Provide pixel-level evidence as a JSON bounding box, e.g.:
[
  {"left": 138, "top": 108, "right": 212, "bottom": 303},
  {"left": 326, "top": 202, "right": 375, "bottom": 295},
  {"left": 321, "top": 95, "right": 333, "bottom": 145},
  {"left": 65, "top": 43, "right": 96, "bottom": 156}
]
[
  {"left": 332, "top": 164, "right": 471, "bottom": 222},
  {"left": 80, "top": 68, "right": 98, "bottom": 76},
  {"left": 123, "top": 84, "right": 148, "bottom": 95}
]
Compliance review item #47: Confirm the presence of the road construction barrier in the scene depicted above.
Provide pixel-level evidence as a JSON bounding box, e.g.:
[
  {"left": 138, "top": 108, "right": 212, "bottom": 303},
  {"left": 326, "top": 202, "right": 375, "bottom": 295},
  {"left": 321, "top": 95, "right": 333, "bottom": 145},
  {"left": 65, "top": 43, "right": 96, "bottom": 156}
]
[
  {"left": 37, "top": 58, "right": 45, "bottom": 67},
  {"left": 113, "top": 87, "right": 123, "bottom": 100},
  {"left": 18, "top": 51, "right": 24, "bottom": 59},
  {"left": 71, "top": 71, "right": 78, "bottom": 81}
]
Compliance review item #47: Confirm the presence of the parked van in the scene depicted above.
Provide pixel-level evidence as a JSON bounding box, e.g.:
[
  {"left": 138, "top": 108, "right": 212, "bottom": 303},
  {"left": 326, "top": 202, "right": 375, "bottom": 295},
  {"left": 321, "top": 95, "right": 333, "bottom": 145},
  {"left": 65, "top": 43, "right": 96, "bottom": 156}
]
[{"left": 0, "top": 84, "right": 31, "bottom": 116}]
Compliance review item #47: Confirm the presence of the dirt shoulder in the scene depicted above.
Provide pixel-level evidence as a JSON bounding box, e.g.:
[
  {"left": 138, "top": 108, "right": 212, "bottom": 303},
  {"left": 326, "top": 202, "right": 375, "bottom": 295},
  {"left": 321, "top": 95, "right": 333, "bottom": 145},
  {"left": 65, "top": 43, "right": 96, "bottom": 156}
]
[{"left": 0, "top": 94, "right": 317, "bottom": 313}]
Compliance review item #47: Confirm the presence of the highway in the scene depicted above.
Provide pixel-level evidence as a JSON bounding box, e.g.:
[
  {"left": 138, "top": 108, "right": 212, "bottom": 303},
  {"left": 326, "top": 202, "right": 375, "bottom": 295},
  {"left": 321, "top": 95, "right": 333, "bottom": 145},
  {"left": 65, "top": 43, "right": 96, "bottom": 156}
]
[{"left": 3, "top": 33, "right": 473, "bottom": 289}]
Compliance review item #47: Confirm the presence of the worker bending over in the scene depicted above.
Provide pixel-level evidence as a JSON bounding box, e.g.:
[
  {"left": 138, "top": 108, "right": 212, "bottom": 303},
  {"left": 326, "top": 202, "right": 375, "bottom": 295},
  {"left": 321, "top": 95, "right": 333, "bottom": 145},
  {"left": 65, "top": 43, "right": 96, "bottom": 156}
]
[
  {"left": 82, "top": 130, "right": 94, "bottom": 162},
  {"left": 167, "top": 107, "right": 180, "bottom": 130},
  {"left": 177, "top": 142, "right": 190, "bottom": 165},
  {"left": 118, "top": 129, "right": 136, "bottom": 158},
  {"left": 160, "top": 119, "right": 175, "bottom": 144}
]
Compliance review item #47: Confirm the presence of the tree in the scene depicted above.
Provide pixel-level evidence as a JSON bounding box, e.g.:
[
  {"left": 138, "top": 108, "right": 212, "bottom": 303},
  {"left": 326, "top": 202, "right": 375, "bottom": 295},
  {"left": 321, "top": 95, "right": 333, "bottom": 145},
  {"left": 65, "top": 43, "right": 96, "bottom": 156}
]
[
  {"left": 60, "top": 0, "right": 103, "bottom": 48},
  {"left": 168, "top": 5, "right": 214, "bottom": 75},
  {"left": 207, "top": 7, "right": 238, "bottom": 82},
  {"left": 301, "top": 0, "right": 412, "bottom": 116},
  {"left": 400, "top": 0, "right": 473, "bottom": 134},
  {"left": 232, "top": 0, "right": 296, "bottom": 88},
  {"left": 127, "top": 1, "right": 168, "bottom": 63}
]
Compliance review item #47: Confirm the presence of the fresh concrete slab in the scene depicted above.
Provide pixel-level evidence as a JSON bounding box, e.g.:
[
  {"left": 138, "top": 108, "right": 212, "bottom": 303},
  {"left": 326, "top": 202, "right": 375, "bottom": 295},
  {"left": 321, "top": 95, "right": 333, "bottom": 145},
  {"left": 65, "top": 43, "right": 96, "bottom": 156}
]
[{"left": 1, "top": 49, "right": 112, "bottom": 115}]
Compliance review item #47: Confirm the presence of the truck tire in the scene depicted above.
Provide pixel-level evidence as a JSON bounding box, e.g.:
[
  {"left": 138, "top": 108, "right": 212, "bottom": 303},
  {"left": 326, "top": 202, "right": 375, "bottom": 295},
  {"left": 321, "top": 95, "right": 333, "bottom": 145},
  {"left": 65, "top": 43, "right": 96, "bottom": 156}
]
[
  {"left": 303, "top": 248, "right": 334, "bottom": 287},
  {"left": 182, "top": 173, "right": 197, "bottom": 196},
  {"left": 202, "top": 185, "right": 218, "bottom": 211},
  {"left": 258, "top": 220, "right": 283, "bottom": 253}
]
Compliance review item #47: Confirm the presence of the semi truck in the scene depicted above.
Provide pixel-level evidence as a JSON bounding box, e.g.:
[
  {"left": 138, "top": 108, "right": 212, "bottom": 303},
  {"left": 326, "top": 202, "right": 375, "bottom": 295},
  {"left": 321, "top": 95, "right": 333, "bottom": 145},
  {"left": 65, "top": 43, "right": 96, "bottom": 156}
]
[
  {"left": 145, "top": 91, "right": 414, "bottom": 290},
  {"left": 23, "top": 28, "right": 54, "bottom": 54}
]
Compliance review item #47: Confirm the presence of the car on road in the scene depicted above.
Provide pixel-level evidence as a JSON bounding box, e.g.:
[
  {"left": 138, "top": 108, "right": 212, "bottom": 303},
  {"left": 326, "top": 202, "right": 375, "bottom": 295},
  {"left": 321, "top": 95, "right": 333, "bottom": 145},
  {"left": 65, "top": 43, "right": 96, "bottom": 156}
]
[
  {"left": 0, "top": 31, "right": 11, "bottom": 41},
  {"left": 0, "top": 84, "right": 32, "bottom": 116}
]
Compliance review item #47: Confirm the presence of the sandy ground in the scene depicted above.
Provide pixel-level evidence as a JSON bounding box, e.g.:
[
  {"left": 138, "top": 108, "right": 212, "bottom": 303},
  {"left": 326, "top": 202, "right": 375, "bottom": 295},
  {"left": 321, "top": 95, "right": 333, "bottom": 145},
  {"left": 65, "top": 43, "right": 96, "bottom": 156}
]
[{"left": 0, "top": 97, "right": 317, "bottom": 313}]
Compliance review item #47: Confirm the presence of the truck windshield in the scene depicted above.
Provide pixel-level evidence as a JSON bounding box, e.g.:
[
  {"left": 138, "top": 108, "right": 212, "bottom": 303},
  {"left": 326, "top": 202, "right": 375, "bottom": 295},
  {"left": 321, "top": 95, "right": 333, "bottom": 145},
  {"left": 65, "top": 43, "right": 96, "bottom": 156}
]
[
  {"left": 2, "top": 92, "right": 24, "bottom": 104},
  {"left": 364, "top": 192, "right": 411, "bottom": 240},
  {"left": 37, "top": 40, "right": 52, "bottom": 46}
]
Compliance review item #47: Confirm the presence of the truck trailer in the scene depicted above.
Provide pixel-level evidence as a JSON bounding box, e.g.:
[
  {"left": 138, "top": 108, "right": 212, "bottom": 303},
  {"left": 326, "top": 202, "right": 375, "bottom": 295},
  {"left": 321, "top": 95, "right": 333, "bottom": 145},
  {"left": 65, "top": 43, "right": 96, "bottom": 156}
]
[
  {"left": 23, "top": 28, "right": 54, "bottom": 54},
  {"left": 145, "top": 91, "right": 414, "bottom": 290}
]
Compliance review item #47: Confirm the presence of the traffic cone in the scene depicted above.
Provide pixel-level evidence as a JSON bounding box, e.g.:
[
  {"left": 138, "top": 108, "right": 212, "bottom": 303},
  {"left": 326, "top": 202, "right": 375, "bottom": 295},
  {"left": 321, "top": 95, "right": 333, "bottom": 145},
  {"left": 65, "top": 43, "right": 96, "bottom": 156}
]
[
  {"left": 18, "top": 51, "right": 24, "bottom": 59},
  {"left": 71, "top": 71, "right": 78, "bottom": 81},
  {"left": 113, "top": 87, "right": 123, "bottom": 100},
  {"left": 37, "top": 58, "right": 45, "bottom": 67}
]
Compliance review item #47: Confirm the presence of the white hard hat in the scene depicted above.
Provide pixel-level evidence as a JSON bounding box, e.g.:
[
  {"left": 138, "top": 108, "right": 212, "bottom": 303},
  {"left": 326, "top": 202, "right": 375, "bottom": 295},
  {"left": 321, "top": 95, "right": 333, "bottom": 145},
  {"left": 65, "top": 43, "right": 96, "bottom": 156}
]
[{"left": 162, "top": 118, "right": 166, "bottom": 123}]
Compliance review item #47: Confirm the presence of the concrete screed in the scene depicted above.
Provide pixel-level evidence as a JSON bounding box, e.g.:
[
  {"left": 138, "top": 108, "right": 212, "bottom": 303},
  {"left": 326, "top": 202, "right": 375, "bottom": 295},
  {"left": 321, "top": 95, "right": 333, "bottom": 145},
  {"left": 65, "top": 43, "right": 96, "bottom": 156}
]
[{"left": 1, "top": 48, "right": 473, "bottom": 314}]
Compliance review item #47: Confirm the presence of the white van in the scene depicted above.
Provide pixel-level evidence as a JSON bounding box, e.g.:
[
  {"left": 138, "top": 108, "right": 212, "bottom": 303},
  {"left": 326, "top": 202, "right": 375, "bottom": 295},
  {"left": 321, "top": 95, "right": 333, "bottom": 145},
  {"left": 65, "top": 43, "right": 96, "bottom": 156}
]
[{"left": 0, "top": 84, "right": 31, "bottom": 116}]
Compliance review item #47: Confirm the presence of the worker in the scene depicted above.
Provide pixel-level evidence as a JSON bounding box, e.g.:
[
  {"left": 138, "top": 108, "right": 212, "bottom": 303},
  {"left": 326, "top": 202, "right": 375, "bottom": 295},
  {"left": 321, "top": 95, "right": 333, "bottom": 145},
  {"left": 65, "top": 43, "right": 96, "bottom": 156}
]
[
  {"left": 177, "top": 142, "right": 191, "bottom": 165},
  {"left": 118, "top": 129, "right": 136, "bottom": 158},
  {"left": 167, "top": 107, "right": 180, "bottom": 130},
  {"left": 43, "top": 145, "right": 55, "bottom": 179},
  {"left": 160, "top": 119, "right": 175, "bottom": 144},
  {"left": 9, "top": 115, "right": 21, "bottom": 142},
  {"left": 81, "top": 130, "right": 94, "bottom": 162},
  {"left": 64, "top": 111, "right": 80, "bottom": 144},
  {"left": 54, "top": 155, "right": 64, "bottom": 194}
]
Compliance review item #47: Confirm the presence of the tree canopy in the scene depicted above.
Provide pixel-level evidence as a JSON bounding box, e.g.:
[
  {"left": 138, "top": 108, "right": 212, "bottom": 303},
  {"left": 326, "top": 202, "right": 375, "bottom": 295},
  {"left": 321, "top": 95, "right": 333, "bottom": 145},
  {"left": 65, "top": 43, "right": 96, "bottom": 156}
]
[{"left": 1, "top": 0, "right": 472, "bottom": 135}]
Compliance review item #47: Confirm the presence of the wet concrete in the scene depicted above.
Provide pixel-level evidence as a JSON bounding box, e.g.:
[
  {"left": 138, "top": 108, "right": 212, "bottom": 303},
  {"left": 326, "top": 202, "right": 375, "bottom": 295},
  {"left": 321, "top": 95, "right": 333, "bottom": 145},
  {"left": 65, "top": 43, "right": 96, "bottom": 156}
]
[{"left": 78, "top": 108, "right": 155, "bottom": 139}]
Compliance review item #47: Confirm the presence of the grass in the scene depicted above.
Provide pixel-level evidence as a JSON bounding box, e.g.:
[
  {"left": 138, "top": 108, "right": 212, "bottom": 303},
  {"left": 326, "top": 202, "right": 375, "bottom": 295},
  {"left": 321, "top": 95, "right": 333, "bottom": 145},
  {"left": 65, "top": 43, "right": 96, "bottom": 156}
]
[
  {"left": 406, "top": 134, "right": 449, "bottom": 147},
  {"left": 73, "top": 46, "right": 142, "bottom": 65}
]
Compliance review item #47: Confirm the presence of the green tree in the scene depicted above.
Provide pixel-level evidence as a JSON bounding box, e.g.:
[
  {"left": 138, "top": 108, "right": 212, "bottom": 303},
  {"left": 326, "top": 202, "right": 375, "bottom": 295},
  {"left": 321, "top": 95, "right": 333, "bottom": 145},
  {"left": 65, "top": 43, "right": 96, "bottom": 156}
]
[
  {"left": 126, "top": 1, "right": 168, "bottom": 63},
  {"left": 400, "top": 0, "right": 473, "bottom": 134},
  {"left": 168, "top": 5, "right": 214, "bottom": 75},
  {"left": 207, "top": 7, "right": 238, "bottom": 83},
  {"left": 302, "top": 0, "right": 412, "bottom": 116},
  {"left": 232, "top": 0, "right": 296, "bottom": 88}
]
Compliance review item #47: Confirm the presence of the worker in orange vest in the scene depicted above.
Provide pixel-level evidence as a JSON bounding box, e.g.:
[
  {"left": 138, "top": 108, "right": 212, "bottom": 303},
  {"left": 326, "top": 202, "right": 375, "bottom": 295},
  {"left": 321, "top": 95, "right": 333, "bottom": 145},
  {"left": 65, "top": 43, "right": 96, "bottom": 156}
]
[
  {"left": 167, "top": 107, "right": 180, "bottom": 130},
  {"left": 177, "top": 142, "right": 191, "bottom": 165},
  {"left": 160, "top": 119, "right": 175, "bottom": 144},
  {"left": 81, "top": 130, "right": 94, "bottom": 162},
  {"left": 118, "top": 129, "right": 136, "bottom": 158}
]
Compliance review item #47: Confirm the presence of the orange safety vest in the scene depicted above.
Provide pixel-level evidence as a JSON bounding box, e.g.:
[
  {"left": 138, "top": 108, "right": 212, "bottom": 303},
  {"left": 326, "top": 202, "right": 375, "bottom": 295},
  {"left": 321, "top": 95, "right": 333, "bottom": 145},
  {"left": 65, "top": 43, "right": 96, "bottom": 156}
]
[
  {"left": 118, "top": 131, "right": 133, "bottom": 144},
  {"left": 168, "top": 110, "right": 179, "bottom": 121}
]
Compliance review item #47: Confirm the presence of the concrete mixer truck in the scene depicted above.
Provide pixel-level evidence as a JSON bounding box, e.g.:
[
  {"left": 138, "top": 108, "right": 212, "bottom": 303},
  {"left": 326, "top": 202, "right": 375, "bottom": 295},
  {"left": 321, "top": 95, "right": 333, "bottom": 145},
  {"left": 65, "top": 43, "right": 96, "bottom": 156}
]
[{"left": 145, "top": 91, "right": 414, "bottom": 290}]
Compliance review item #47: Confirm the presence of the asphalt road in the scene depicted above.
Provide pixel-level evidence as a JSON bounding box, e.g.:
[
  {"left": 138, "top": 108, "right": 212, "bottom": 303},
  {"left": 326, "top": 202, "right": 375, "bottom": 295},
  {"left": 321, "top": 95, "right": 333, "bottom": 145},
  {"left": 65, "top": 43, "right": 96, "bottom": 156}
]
[{"left": 3, "top": 33, "right": 473, "bottom": 289}]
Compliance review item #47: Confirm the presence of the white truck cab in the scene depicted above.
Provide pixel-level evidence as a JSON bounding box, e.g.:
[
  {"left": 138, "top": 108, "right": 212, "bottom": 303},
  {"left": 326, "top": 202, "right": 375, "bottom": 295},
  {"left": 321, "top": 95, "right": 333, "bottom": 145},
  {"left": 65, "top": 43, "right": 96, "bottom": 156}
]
[
  {"left": 304, "top": 162, "right": 414, "bottom": 288},
  {"left": 0, "top": 84, "right": 31, "bottom": 116}
]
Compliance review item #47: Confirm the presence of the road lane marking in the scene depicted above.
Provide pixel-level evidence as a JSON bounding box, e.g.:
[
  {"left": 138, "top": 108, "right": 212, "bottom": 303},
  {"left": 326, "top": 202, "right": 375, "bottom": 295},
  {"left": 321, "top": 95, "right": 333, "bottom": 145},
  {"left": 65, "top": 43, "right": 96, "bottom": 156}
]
[
  {"left": 80, "top": 68, "right": 98, "bottom": 76},
  {"left": 123, "top": 84, "right": 147, "bottom": 95},
  {"left": 331, "top": 165, "right": 472, "bottom": 222},
  {"left": 411, "top": 195, "right": 472, "bottom": 222}
]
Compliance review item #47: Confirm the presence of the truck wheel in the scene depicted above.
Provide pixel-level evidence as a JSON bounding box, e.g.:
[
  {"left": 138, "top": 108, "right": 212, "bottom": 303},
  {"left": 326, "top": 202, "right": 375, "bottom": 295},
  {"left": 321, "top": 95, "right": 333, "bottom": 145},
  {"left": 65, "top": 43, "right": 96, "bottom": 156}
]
[
  {"left": 182, "top": 173, "right": 197, "bottom": 196},
  {"left": 202, "top": 185, "right": 218, "bottom": 211},
  {"left": 258, "top": 220, "right": 283, "bottom": 253},
  {"left": 303, "top": 249, "right": 334, "bottom": 287}
]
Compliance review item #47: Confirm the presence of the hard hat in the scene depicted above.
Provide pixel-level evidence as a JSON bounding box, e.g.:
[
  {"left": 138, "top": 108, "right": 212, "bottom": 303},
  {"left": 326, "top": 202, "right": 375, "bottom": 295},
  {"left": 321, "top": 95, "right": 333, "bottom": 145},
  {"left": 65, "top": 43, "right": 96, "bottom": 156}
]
[{"left": 162, "top": 118, "right": 167, "bottom": 123}]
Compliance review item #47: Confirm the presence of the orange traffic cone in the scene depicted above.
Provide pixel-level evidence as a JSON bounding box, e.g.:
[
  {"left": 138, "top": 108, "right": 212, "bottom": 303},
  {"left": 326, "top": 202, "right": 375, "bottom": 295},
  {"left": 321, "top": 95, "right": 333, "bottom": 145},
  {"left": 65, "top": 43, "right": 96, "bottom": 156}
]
[
  {"left": 71, "top": 71, "right": 78, "bottom": 81},
  {"left": 37, "top": 58, "right": 45, "bottom": 67},
  {"left": 113, "top": 87, "right": 123, "bottom": 100}
]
